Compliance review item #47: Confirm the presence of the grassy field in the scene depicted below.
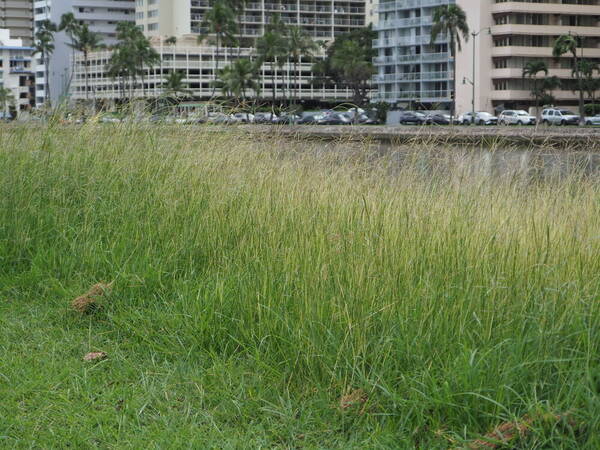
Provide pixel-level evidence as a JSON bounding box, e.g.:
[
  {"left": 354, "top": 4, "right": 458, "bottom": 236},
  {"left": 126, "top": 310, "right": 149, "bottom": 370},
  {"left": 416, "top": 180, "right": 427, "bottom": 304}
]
[{"left": 0, "top": 123, "right": 599, "bottom": 448}]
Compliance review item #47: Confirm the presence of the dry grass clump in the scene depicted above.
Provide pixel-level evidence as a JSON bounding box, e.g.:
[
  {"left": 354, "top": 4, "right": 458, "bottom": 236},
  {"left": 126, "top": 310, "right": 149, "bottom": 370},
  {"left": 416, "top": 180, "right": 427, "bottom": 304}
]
[
  {"left": 468, "top": 413, "right": 576, "bottom": 449},
  {"left": 83, "top": 351, "right": 107, "bottom": 362},
  {"left": 468, "top": 417, "right": 534, "bottom": 448},
  {"left": 71, "top": 282, "right": 113, "bottom": 314},
  {"left": 339, "top": 389, "right": 368, "bottom": 412}
]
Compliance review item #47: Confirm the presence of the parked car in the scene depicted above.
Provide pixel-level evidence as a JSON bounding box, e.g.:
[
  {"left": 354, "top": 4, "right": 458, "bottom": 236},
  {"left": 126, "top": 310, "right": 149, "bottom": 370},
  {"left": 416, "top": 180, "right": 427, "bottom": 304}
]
[
  {"left": 316, "top": 111, "right": 350, "bottom": 125},
  {"left": 254, "top": 112, "right": 278, "bottom": 124},
  {"left": 541, "top": 108, "right": 579, "bottom": 126},
  {"left": 398, "top": 111, "right": 424, "bottom": 125},
  {"left": 585, "top": 114, "right": 600, "bottom": 126},
  {"left": 277, "top": 113, "right": 301, "bottom": 124},
  {"left": 206, "top": 112, "right": 235, "bottom": 124},
  {"left": 298, "top": 113, "right": 326, "bottom": 125},
  {"left": 422, "top": 113, "right": 451, "bottom": 125},
  {"left": 498, "top": 110, "right": 536, "bottom": 126},
  {"left": 230, "top": 112, "right": 254, "bottom": 123},
  {"left": 0, "top": 112, "right": 12, "bottom": 121},
  {"left": 474, "top": 112, "right": 498, "bottom": 125},
  {"left": 459, "top": 112, "right": 475, "bottom": 125},
  {"left": 99, "top": 114, "right": 122, "bottom": 123}
]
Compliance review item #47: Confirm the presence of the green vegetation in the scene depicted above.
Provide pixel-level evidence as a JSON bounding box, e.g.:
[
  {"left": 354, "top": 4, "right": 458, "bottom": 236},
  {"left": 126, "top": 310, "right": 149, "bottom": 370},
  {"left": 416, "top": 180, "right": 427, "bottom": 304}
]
[
  {"left": 1, "top": 124, "right": 599, "bottom": 448},
  {"left": 430, "top": 4, "right": 470, "bottom": 119},
  {"left": 33, "top": 19, "right": 58, "bottom": 106},
  {"left": 312, "top": 27, "right": 377, "bottom": 107}
]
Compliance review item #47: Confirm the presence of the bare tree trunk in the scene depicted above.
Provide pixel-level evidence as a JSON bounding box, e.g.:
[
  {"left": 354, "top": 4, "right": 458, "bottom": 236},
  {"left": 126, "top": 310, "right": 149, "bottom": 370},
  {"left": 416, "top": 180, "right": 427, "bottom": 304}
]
[
  {"left": 84, "top": 52, "right": 89, "bottom": 102},
  {"left": 44, "top": 52, "right": 51, "bottom": 106},
  {"left": 451, "top": 36, "right": 456, "bottom": 124},
  {"left": 212, "top": 35, "right": 221, "bottom": 96},
  {"left": 271, "top": 61, "right": 276, "bottom": 103}
]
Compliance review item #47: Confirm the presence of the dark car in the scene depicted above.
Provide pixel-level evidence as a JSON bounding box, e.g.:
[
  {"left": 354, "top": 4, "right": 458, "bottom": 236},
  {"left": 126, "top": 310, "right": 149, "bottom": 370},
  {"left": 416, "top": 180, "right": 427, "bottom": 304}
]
[
  {"left": 398, "top": 111, "right": 424, "bottom": 125},
  {"left": 298, "top": 113, "right": 326, "bottom": 125},
  {"left": 277, "top": 113, "right": 301, "bottom": 124},
  {"left": 321, "top": 112, "right": 351, "bottom": 125},
  {"left": 254, "top": 112, "right": 278, "bottom": 124},
  {"left": 423, "top": 113, "right": 451, "bottom": 125}
]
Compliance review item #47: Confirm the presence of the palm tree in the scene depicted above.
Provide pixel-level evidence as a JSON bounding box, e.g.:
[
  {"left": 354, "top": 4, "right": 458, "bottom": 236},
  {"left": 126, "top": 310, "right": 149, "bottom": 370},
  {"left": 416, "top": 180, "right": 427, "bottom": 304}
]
[
  {"left": 135, "top": 36, "right": 160, "bottom": 97},
  {"left": 216, "top": 58, "right": 259, "bottom": 100},
  {"left": 575, "top": 59, "right": 599, "bottom": 105},
  {"left": 112, "top": 22, "right": 158, "bottom": 99},
  {"left": 164, "top": 71, "right": 190, "bottom": 97},
  {"left": 200, "top": 0, "right": 238, "bottom": 95},
  {"left": 70, "top": 24, "right": 104, "bottom": 102},
  {"left": 540, "top": 76, "right": 561, "bottom": 108},
  {"left": 287, "top": 26, "right": 317, "bottom": 101},
  {"left": 34, "top": 19, "right": 58, "bottom": 105},
  {"left": 553, "top": 34, "right": 584, "bottom": 125},
  {"left": 59, "top": 13, "right": 82, "bottom": 94},
  {"left": 0, "top": 86, "right": 15, "bottom": 119},
  {"left": 227, "top": 0, "right": 248, "bottom": 56},
  {"left": 522, "top": 61, "right": 548, "bottom": 121},
  {"left": 256, "top": 30, "right": 288, "bottom": 102},
  {"left": 430, "top": 4, "right": 469, "bottom": 121}
]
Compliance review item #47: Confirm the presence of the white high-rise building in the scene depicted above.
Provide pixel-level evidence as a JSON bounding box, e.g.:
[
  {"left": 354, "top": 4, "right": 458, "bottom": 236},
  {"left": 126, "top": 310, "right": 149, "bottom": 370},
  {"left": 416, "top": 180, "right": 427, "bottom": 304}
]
[
  {"left": 33, "top": 0, "right": 135, "bottom": 105},
  {"left": 375, "top": 0, "right": 600, "bottom": 115},
  {"left": 373, "top": 0, "right": 454, "bottom": 109},
  {"left": 136, "top": 0, "right": 367, "bottom": 40},
  {"left": 69, "top": 0, "right": 370, "bottom": 103},
  {"left": 0, "top": 27, "right": 35, "bottom": 116},
  {"left": 455, "top": 0, "right": 600, "bottom": 116},
  {"left": 0, "top": 0, "right": 34, "bottom": 46}
]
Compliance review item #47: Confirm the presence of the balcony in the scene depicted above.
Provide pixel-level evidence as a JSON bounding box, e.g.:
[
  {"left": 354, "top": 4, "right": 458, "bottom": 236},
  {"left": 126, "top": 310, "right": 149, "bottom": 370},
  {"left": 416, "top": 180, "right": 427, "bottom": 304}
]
[
  {"left": 375, "top": 89, "right": 450, "bottom": 101},
  {"left": 491, "top": 68, "right": 575, "bottom": 79},
  {"left": 491, "top": 1, "right": 600, "bottom": 16},
  {"left": 492, "top": 24, "right": 600, "bottom": 38},
  {"left": 491, "top": 90, "right": 579, "bottom": 101},
  {"left": 492, "top": 46, "right": 600, "bottom": 59},
  {"left": 376, "top": 0, "right": 450, "bottom": 13},
  {"left": 374, "top": 52, "right": 452, "bottom": 65},
  {"left": 374, "top": 71, "right": 452, "bottom": 83}
]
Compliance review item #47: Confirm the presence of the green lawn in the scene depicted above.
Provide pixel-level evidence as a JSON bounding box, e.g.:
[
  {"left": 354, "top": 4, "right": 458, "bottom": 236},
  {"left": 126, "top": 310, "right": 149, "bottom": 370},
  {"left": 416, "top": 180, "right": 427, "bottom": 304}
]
[{"left": 1, "top": 124, "right": 599, "bottom": 448}]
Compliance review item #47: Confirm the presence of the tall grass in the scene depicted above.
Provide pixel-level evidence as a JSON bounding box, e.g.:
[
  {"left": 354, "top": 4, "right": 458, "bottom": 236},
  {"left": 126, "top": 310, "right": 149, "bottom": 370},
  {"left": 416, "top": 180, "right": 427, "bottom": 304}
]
[{"left": 0, "top": 123, "right": 599, "bottom": 448}]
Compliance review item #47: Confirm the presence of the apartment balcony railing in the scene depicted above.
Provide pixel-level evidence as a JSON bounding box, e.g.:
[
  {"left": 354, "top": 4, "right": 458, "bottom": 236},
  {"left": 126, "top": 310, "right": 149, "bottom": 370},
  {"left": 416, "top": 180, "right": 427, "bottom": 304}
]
[
  {"left": 374, "top": 34, "right": 449, "bottom": 48},
  {"left": 374, "top": 52, "right": 452, "bottom": 65},
  {"left": 374, "top": 89, "right": 450, "bottom": 100},
  {"left": 376, "top": 0, "right": 450, "bottom": 13},
  {"left": 376, "top": 16, "right": 434, "bottom": 30},
  {"left": 374, "top": 71, "right": 451, "bottom": 82}
]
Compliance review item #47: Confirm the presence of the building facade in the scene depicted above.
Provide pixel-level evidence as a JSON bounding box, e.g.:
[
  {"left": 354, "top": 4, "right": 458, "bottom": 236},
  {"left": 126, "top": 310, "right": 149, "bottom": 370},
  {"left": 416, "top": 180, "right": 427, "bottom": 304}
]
[
  {"left": 70, "top": 35, "right": 356, "bottom": 103},
  {"left": 0, "top": 28, "right": 35, "bottom": 116},
  {"left": 135, "top": 0, "right": 367, "bottom": 40},
  {"left": 69, "top": 0, "right": 369, "bottom": 103},
  {"left": 373, "top": 0, "right": 454, "bottom": 108},
  {"left": 33, "top": 0, "right": 135, "bottom": 105},
  {"left": 0, "top": 0, "right": 33, "bottom": 46},
  {"left": 456, "top": 0, "right": 600, "bottom": 115}
]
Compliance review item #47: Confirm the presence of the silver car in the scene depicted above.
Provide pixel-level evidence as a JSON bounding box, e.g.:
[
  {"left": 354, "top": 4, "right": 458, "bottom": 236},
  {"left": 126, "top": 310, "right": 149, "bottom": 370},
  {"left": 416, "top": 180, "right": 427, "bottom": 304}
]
[
  {"left": 498, "top": 110, "right": 536, "bottom": 126},
  {"left": 474, "top": 112, "right": 498, "bottom": 125},
  {"left": 541, "top": 108, "right": 580, "bottom": 126},
  {"left": 584, "top": 114, "right": 600, "bottom": 126}
]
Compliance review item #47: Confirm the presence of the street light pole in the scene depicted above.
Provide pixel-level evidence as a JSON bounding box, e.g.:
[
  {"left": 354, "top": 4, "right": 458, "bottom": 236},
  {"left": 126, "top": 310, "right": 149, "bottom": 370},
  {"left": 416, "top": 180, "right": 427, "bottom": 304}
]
[
  {"left": 471, "top": 32, "right": 475, "bottom": 124},
  {"left": 470, "top": 27, "right": 491, "bottom": 124}
]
